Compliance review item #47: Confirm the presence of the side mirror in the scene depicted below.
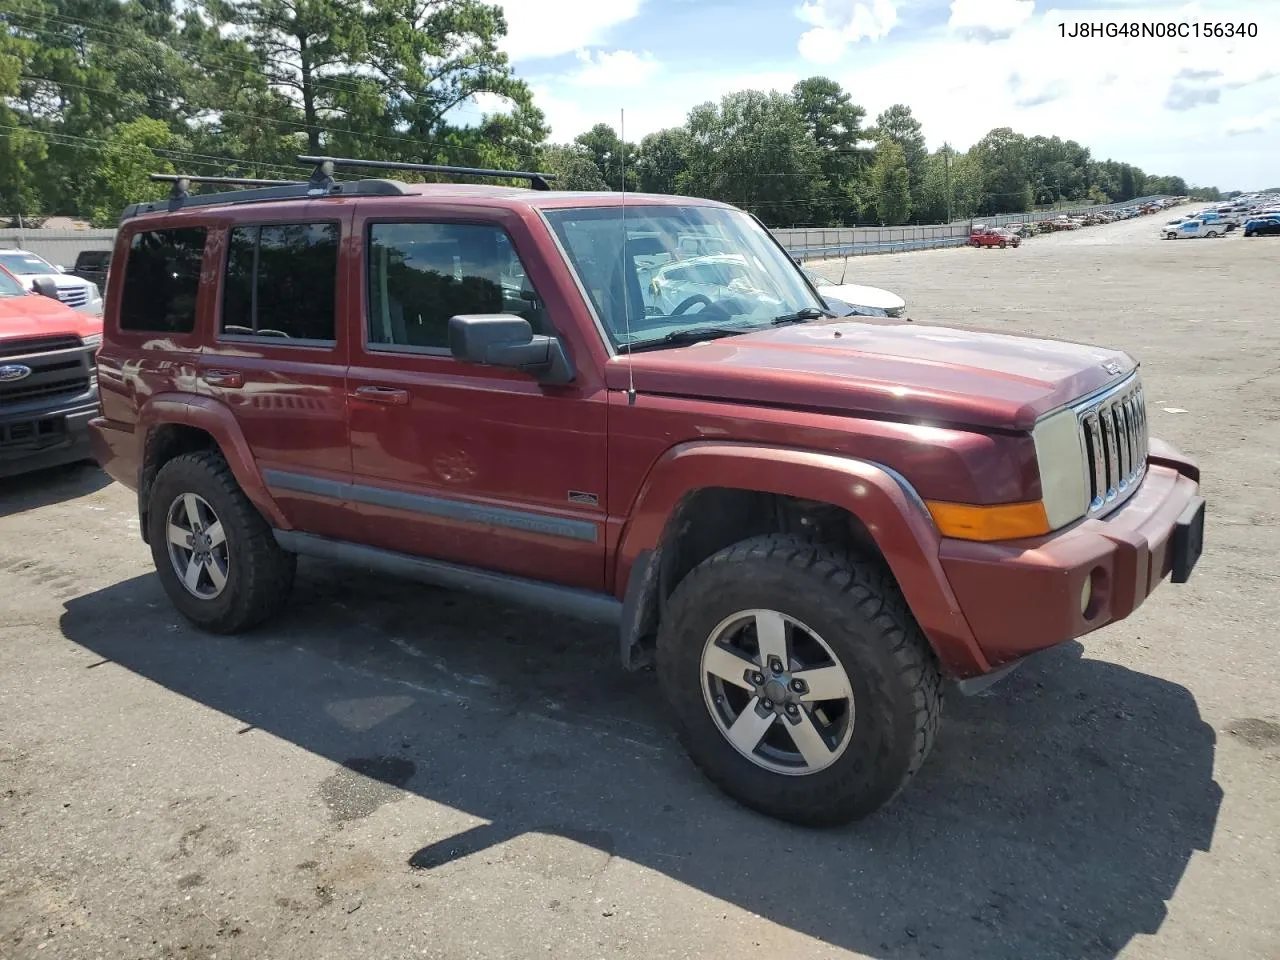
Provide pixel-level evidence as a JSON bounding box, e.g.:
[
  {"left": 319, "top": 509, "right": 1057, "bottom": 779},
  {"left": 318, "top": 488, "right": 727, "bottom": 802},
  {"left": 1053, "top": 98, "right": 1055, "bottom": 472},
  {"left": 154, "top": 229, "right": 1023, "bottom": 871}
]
[
  {"left": 448, "top": 314, "right": 574, "bottom": 385},
  {"left": 32, "top": 277, "right": 60, "bottom": 300}
]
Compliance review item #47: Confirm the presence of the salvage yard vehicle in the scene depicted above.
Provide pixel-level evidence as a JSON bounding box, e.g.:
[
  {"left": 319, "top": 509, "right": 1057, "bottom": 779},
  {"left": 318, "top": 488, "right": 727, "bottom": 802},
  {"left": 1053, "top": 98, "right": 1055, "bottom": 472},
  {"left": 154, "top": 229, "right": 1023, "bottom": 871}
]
[
  {"left": 1243, "top": 215, "right": 1280, "bottom": 237},
  {"left": 968, "top": 225, "right": 1020, "bottom": 248},
  {"left": 1164, "top": 219, "right": 1224, "bottom": 239},
  {"left": 0, "top": 247, "right": 104, "bottom": 315},
  {"left": 800, "top": 266, "right": 907, "bottom": 317},
  {"left": 0, "top": 264, "right": 102, "bottom": 478},
  {"left": 88, "top": 159, "right": 1206, "bottom": 827}
]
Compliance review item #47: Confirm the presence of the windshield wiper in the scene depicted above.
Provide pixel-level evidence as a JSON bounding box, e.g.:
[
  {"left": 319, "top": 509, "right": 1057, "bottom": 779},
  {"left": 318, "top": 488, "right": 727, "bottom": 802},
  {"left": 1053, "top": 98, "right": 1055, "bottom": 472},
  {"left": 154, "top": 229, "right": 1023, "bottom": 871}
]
[
  {"left": 771, "top": 307, "right": 831, "bottom": 325},
  {"left": 621, "top": 327, "right": 749, "bottom": 353}
]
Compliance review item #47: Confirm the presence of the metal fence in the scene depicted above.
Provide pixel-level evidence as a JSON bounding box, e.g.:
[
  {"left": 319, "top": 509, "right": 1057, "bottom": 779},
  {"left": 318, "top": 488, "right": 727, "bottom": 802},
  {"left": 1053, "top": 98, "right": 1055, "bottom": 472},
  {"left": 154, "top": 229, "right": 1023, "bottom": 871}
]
[
  {"left": 0, "top": 228, "right": 116, "bottom": 269},
  {"left": 0, "top": 195, "right": 1180, "bottom": 269}
]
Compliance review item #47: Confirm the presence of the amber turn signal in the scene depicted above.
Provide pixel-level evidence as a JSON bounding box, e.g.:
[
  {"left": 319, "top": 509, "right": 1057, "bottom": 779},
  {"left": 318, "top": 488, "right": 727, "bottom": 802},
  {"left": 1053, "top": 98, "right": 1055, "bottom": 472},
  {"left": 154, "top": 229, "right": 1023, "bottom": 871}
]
[{"left": 925, "top": 500, "right": 1051, "bottom": 542}]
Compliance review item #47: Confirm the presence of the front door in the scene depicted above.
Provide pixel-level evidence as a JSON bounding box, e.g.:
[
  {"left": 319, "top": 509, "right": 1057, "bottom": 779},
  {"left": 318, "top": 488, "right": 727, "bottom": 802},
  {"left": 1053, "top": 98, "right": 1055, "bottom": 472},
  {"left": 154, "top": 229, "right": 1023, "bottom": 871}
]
[{"left": 343, "top": 209, "right": 608, "bottom": 591}]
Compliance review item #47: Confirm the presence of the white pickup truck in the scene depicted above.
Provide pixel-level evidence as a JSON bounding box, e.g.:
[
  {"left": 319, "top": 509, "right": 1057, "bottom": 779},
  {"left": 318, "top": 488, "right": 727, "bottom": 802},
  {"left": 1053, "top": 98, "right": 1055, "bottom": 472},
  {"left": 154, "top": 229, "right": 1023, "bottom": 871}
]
[{"left": 1162, "top": 218, "right": 1226, "bottom": 239}]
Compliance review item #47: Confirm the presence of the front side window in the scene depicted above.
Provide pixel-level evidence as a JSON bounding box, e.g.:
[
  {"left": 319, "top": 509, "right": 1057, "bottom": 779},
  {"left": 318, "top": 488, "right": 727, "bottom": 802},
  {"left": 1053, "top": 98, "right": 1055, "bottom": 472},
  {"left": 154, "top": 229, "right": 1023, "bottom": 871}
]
[
  {"left": 220, "top": 222, "right": 339, "bottom": 342},
  {"left": 541, "top": 204, "right": 826, "bottom": 352},
  {"left": 367, "top": 222, "right": 547, "bottom": 351},
  {"left": 120, "top": 227, "right": 207, "bottom": 333}
]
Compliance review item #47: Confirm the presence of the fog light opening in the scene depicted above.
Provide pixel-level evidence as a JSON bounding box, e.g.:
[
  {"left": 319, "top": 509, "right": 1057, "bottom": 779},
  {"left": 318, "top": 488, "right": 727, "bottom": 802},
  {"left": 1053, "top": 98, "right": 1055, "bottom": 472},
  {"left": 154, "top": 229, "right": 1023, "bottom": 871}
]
[{"left": 1081, "top": 566, "right": 1108, "bottom": 621}]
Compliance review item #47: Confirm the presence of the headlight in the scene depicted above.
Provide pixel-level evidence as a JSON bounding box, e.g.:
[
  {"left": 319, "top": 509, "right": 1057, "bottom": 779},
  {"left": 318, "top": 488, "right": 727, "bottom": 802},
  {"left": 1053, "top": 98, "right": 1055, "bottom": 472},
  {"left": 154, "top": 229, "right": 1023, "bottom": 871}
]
[{"left": 925, "top": 406, "right": 1088, "bottom": 542}]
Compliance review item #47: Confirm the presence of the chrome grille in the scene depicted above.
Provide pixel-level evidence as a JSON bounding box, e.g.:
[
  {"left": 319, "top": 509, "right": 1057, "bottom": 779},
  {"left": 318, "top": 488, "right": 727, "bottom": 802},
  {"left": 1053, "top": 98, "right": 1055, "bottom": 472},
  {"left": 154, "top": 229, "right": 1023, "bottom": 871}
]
[
  {"left": 57, "top": 285, "right": 89, "bottom": 308},
  {"left": 1075, "top": 373, "right": 1147, "bottom": 515}
]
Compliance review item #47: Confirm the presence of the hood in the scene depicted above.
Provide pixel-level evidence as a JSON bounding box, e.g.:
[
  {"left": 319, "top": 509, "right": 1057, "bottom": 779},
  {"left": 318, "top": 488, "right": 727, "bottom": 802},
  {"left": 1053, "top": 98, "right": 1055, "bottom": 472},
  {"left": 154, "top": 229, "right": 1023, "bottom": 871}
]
[
  {"left": 605, "top": 318, "right": 1136, "bottom": 432},
  {"left": 0, "top": 292, "right": 102, "bottom": 341},
  {"left": 818, "top": 282, "right": 906, "bottom": 312}
]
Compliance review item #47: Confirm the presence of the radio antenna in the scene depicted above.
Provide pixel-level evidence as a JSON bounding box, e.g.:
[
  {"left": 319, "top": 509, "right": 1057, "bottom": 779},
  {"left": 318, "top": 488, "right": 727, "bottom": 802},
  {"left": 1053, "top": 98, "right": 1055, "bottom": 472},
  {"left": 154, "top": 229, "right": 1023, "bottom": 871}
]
[{"left": 620, "top": 107, "right": 636, "bottom": 405}]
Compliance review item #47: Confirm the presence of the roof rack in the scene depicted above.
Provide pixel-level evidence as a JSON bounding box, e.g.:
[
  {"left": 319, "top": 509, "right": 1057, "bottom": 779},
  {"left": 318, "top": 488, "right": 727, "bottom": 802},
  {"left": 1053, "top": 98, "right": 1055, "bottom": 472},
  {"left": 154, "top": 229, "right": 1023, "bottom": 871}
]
[
  {"left": 297, "top": 155, "right": 557, "bottom": 191},
  {"left": 119, "top": 166, "right": 412, "bottom": 222}
]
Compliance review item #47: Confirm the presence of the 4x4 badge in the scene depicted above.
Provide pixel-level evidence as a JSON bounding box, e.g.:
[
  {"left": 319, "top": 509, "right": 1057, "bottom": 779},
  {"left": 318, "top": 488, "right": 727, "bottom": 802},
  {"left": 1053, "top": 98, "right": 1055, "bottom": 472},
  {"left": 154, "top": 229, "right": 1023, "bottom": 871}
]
[
  {"left": 1102, "top": 360, "right": 1123, "bottom": 375},
  {"left": 0, "top": 363, "right": 33, "bottom": 382}
]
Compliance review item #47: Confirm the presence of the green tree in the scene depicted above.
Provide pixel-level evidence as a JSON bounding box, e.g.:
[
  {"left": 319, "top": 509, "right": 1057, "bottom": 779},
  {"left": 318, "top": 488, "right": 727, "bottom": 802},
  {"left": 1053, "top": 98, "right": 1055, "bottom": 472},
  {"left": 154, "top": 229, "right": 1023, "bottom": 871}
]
[
  {"left": 791, "top": 76, "right": 868, "bottom": 224},
  {"left": 634, "top": 127, "right": 688, "bottom": 195},
  {"left": 970, "top": 126, "right": 1033, "bottom": 214},
  {"left": 679, "top": 89, "right": 824, "bottom": 226},
  {"left": 88, "top": 117, "right": 178, "bottom": 225},
  {"left": 872, "top": 104, "right": 926, "bottom": 213},
  {"left": 538, "top": 143, "right": 609, "bottom": 190},
  {"left": 573, "top": 122, "right": 635, "bottom": 190},
  {"left": 869, "top": 138, "right": 911, "bottom": 224}
]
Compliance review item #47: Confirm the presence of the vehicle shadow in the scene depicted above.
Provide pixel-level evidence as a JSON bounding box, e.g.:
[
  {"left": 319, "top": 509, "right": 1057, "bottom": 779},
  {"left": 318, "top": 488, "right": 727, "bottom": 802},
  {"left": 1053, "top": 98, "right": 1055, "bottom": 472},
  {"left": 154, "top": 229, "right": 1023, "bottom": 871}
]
[
  {"left": 59, "top": 563, "right": 1222, "bottom": 960},
  {"left": 0, "top": 460, "right": 109, "bottom": 517}
]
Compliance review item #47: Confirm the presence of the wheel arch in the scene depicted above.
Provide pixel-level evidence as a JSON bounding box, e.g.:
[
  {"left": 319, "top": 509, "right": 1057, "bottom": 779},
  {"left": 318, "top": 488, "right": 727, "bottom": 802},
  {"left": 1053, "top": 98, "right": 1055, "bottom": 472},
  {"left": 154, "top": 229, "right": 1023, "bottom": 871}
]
[
  {"left": 614, "top": 442, "right": 989, "bottom": 678},
  {"left": 137, "top": 395, "right": 288, "bottom": 543}
]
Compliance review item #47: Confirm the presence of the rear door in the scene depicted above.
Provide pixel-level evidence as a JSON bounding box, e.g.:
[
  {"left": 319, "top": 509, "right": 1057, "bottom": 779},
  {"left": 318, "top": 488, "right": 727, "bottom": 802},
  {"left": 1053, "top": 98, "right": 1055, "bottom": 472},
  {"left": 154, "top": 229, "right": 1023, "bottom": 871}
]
[{"left": 197, "top": 206, "right": 358, "bottom": 539}]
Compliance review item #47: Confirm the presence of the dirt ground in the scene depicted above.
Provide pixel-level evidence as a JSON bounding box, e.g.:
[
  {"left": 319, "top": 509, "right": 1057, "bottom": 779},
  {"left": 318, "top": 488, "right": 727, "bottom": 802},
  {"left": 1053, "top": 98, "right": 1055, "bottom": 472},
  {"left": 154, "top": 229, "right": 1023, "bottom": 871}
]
[{"left": 1, "top": 212, "right": 1277, "bottom": 960}]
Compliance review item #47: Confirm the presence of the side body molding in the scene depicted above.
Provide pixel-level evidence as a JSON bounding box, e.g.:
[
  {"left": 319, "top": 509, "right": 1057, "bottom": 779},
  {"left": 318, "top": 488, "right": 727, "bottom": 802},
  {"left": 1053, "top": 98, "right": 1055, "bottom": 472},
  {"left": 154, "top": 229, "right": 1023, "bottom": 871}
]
[{"left": 613, "top": 442, "right": 991, "bottom": 678}]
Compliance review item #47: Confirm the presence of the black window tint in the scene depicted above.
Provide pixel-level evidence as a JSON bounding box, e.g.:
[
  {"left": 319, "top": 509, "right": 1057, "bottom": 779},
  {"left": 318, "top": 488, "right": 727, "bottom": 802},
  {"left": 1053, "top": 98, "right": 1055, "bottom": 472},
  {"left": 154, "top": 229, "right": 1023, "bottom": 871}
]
[
  {"left": 219, "top": 222, "right": 339, "bottom": 342},
  {"left": 367, "top": 222, "right": 547, "bottom": 350},
  {"left": 119, "top": 227, "right": 207, "bottom": 332}
]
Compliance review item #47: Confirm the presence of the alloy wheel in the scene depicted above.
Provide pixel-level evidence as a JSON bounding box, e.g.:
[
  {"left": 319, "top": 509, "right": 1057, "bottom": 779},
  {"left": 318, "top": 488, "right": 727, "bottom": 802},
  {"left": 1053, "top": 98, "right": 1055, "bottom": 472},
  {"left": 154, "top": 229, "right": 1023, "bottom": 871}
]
[
  {"left": 165, "top": 492, "right": 230, "bottom": 600},
  {"left": 699, "top": 609, "right": 855, "bottom": 776}
]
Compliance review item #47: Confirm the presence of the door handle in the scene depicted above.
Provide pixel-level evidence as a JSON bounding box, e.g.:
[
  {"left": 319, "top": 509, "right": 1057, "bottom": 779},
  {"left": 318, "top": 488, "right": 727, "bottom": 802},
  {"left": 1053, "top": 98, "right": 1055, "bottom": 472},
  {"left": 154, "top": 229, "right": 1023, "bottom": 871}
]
[
  {"left": 351, "top": 385, "right": 410, "bottom": 405},
  {"left": 201, "top": 369, "right": 244, "bottom": 388}
]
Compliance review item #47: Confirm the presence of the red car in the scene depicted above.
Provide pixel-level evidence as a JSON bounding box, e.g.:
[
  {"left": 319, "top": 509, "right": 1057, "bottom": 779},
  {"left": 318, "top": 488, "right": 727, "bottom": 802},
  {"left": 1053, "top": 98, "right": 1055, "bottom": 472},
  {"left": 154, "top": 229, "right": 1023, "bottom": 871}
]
[
  {"left": 88, "top": 159, "right": 1205, "bottom": 826},
  {"left": 0, "top": 263, "right": 102, "bottom": 477},
  {"left": 969, "top": 225, "right": 1020, "bottom": 248}
]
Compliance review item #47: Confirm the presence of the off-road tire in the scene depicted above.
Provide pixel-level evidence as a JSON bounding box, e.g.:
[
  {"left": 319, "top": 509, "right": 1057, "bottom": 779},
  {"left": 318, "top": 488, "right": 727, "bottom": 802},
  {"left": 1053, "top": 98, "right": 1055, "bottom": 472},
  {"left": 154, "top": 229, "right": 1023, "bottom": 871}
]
[
  {"left": 656, "top": 534, "right": 943, "bottom": 827},
  {"left": 147, "top": 450, "right": 296, "bottom": 633}
]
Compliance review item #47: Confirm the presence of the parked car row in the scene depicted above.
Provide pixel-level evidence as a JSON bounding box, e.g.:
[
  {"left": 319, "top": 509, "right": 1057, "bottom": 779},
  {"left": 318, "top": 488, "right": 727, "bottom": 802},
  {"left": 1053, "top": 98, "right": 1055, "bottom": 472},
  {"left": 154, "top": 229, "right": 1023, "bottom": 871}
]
[{"left": 0, "top": 260, "right": 103, "bottom": 478}]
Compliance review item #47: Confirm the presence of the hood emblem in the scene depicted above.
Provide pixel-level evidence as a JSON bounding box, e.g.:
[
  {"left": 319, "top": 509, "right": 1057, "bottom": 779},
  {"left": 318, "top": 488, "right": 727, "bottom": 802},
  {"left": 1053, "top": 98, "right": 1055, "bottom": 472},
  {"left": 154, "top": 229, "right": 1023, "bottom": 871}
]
[
  {"left": 1102, "top": 360, "right": 1123, "bottom": 376},
  {"left": 0, "top": 363, "right": 33, "bottom": 383}
]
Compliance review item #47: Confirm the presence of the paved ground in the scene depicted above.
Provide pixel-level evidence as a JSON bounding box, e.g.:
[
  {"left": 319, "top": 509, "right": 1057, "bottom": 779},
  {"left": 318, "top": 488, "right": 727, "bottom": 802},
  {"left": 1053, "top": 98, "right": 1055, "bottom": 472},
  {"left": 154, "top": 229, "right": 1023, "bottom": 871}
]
[{"left": 2, "top": 212, "right": 1277, "bottom": 960}]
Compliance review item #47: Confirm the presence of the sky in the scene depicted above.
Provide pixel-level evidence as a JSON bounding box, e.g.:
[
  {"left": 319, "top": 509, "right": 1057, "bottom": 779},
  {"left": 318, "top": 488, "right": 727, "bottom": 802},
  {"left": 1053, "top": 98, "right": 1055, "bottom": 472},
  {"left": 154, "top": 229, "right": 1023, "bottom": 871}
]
[{"left": 454, "top": 0, "right": 1280, "bottom": 191}]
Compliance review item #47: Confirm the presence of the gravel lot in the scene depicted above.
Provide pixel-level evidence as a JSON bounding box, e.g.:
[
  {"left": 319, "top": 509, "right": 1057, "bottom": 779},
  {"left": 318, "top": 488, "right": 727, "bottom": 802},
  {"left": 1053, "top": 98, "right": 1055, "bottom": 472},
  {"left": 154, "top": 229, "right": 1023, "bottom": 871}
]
[{"left": 2, "top": 212, "right": 1277, "bottom": 960}]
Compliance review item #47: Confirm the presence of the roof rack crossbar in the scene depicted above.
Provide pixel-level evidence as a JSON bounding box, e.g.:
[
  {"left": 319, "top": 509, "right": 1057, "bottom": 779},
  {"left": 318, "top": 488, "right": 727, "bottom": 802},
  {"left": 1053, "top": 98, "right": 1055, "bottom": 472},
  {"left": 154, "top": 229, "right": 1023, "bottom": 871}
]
[
  {"left": 119, "top": 173, "right": 412, "bottom": 223},
  {"left": 297, "top": 155, "right": 557, "bottom": 191}
]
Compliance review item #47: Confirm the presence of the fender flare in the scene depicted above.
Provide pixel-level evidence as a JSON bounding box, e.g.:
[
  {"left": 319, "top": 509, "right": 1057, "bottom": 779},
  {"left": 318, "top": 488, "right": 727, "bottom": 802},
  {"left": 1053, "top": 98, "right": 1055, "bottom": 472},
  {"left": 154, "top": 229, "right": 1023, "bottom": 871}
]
[
  {"left": 136, "top": 393, "right": 289, "bottom": 535},
  {"left": 613, "top": 441, "right": 990, "bottom": 678}
]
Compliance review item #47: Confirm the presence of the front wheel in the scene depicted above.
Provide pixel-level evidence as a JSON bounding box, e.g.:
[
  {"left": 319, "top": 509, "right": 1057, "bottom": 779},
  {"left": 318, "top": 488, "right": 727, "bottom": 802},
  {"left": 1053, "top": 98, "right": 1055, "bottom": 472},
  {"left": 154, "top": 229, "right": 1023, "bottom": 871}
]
[
  {"left": 656, "top": 534, "right": 943, "bottom": 826},
  {"left": 1205, "top": 231, "right": 1218, "bottom": 238}
]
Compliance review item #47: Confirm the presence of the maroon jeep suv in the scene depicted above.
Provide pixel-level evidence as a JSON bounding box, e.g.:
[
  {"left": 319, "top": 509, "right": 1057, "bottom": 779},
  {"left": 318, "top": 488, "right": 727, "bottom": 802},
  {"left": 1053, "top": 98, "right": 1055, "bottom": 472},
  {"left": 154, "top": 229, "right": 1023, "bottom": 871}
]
[{"left": 89, "top": 158, "right": 1205, "bottom": 826}]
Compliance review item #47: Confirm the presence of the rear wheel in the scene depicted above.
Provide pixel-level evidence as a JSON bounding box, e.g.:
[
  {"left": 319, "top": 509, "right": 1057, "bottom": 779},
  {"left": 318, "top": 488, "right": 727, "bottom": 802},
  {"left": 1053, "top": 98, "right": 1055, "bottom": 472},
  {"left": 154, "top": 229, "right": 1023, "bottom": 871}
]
[
  {"left": 656, "top": 534, "right": 943, "bottom": 826},
  {"left": 147, "top": 450, "right": 296, "bottom": 633},
  {"left": 1205, "top": 230, "right": 1218, "bottom": 238}
]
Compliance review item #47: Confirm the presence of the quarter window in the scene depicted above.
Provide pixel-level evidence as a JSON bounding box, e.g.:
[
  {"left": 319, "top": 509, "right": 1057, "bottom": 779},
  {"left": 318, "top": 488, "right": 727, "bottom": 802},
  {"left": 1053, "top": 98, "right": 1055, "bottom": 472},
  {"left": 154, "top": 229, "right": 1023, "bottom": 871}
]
[
  {"left": 221, "top": 222, "right": 339, "bottom": 342},
  {"left": 119, "top": 227, "right": 207, "bottom": 333},
  {"left": 367, "top": 222, "right": 547, "bottom": 351}
]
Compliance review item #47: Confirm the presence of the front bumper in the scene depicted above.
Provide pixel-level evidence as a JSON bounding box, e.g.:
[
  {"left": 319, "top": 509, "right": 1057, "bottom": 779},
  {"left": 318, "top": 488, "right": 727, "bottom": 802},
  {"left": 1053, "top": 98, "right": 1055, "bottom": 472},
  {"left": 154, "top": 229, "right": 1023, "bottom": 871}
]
[
  {"left": 939, "top": 441, "right": 1203, "bottom": 669},
  {"left": 0, "top": 401, "right": 99, "bottom": 479}
]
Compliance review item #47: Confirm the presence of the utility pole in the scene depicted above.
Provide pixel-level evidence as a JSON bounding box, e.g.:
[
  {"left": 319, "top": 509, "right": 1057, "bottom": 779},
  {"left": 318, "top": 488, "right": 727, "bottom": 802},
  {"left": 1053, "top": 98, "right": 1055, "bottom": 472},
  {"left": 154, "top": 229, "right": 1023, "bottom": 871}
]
[{"left": 943, "top": 141, "right": 953, "bottom": 223}]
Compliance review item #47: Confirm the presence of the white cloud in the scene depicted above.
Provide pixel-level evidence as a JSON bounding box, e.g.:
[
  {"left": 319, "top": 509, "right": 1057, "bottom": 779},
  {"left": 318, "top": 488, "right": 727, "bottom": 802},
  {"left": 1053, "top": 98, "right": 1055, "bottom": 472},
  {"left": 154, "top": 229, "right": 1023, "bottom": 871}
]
[
  {"left": 565, "top": 49, "right": 660, "bottom": 88},
  {"left": 949, "top": 0, "right": 1035, "bottom": 41},
  {"left": 496, "top": 0, "right": 643, "bottom": 61},
  {"left": 796, "top": 0, "right": 899, "bottom": 65},
  {"left": 1224, "top": 108, "right": 1280, "bottom": 136}
]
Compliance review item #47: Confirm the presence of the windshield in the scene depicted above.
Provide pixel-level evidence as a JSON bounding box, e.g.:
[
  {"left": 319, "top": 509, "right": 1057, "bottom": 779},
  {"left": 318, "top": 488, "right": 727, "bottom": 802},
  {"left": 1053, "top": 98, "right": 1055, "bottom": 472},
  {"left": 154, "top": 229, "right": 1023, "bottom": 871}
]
[
  {"left": 0, "top": 251, "right": 54, "bottom": 275},
  {"left": 0, "top": 268, "right": 26, "bottom": 297},
  {"left": 541, "top": 204, "right": 826, "bottom": 350}
]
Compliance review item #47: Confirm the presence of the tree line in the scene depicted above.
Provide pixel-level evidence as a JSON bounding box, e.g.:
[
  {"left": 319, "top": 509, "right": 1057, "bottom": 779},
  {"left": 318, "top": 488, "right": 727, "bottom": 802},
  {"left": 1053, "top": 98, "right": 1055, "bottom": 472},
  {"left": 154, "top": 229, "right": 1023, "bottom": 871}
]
[{"left": 0, "top": 0, "right": 1220, "bottom": 228}]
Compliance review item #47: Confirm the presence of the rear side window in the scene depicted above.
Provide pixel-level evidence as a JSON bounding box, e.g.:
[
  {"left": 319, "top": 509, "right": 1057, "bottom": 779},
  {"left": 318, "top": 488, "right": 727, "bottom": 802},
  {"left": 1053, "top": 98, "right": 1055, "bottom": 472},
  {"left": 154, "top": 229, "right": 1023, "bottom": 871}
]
[
  {"left": 366, "top": 222, "right": 547, "bottom": 351},
  {"left": 220, "top": 222, "right": 339, "bottom": 343},
  {"left": 119, "top": 227, "right": 207, "bottom": 333}
]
